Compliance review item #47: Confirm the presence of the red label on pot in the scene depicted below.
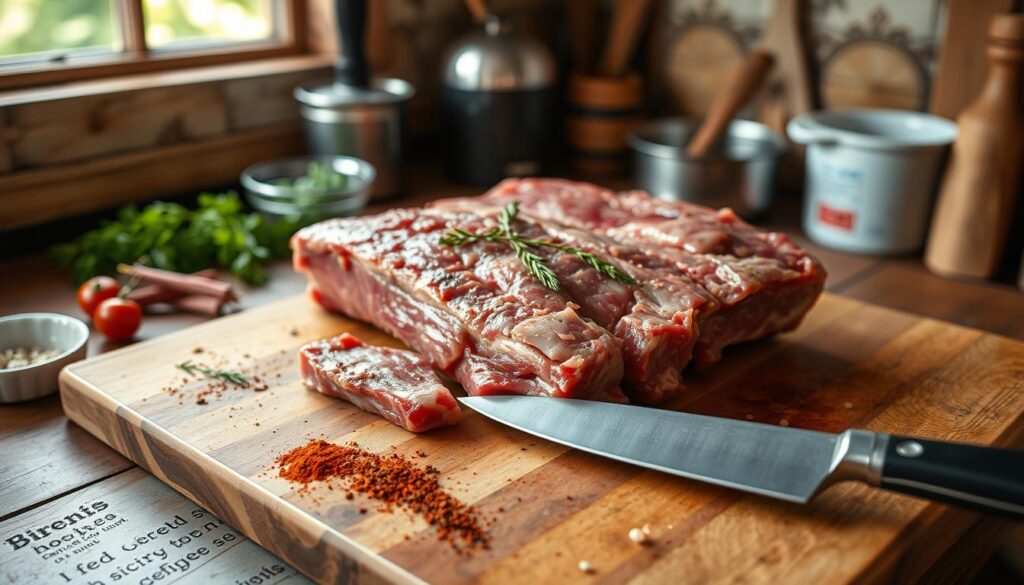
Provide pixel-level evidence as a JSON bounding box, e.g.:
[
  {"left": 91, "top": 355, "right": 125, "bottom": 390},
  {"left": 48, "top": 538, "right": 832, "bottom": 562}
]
[{"left": 818, "top": 203, "right": 855, "bottom": 231}]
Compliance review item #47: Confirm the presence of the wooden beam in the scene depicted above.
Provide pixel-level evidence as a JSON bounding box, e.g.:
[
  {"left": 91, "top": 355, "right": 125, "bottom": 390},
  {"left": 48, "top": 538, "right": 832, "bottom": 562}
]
[
  {"left": 284, "top": 0, "right": 310, "bottom": 53},
  {"left": 305, "top": 0, "right": 339, "bottom": 56},
  {"left": 0, "top": 56, "right": 330, "bottom": 172},
  {"left": 0, "top": 124, "right": 306, "bottom": 230},
  {"left": 0, "top": 45, "right": 303, "bottom": 92},
  {"left": 118, "top": 0, "right": 148, "bottom": 55},
  {"left": 0, "top": 55, "right": 331, "bottom": 108}
]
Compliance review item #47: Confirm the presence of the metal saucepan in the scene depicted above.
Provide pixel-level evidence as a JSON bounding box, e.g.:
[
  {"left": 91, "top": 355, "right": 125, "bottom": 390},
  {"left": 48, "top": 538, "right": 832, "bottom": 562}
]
[
  {"left": 294, "top": 0, "right": 414, "bottom": 199},
  {"left": 628, "top": 118, "right": 787, "bottom": 218}
]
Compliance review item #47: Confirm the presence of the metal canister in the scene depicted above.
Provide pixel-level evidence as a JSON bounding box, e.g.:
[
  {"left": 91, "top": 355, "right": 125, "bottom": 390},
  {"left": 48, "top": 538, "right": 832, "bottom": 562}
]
[
  {"left": 294, "top": 79, "right": 414, "bottom": 199},
  {"left": 441, "top": 16, "right": 557, "bottom": 187},
  {"left": 629, "top": 118, "right": 787, "bottom": 219}
]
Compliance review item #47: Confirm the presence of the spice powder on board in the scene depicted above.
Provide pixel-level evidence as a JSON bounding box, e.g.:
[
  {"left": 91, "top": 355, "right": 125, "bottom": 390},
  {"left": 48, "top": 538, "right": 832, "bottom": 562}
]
[{"left": 276, "top": 439, "right": 491, "bottom": 551}]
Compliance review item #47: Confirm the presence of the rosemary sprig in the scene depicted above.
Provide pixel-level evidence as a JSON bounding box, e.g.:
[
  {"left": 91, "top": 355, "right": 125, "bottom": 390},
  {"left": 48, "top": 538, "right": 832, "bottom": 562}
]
[
  {"left": 176, "top": 360, "right": 249, "bottom": 386},
  {"left": 439, "top": 201, "right": 634, "bottom": 291},
  {"left": 509, "top": 238, "right": 561, "bottom": 291}
]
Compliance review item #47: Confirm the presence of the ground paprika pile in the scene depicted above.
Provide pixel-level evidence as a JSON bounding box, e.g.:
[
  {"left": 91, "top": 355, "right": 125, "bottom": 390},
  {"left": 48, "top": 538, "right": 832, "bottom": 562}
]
[{"left": 276, "top": 439, "right": 490, "bottom": 551}]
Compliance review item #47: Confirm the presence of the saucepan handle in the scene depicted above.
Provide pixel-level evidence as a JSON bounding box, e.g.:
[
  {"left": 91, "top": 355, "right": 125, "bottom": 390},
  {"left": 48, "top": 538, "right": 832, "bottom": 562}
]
[
  {"left": 785, "top": 116, "right": 838, "bottom": 147},
  {"left": 879, "top": 435, "right": 1024, "bottom": 520}
]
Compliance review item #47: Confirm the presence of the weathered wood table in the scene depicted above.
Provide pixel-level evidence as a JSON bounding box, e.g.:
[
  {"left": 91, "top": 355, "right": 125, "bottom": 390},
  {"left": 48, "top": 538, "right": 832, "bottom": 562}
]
[{"left": 1, "top": 170, "right": 1022, "bottom": 584}]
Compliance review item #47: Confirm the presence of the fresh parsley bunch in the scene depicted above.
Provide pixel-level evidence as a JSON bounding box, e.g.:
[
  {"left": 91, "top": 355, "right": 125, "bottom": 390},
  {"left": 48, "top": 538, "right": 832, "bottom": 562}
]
[{"left": 52, "top": 192, "right": 305, "bottom": 286}]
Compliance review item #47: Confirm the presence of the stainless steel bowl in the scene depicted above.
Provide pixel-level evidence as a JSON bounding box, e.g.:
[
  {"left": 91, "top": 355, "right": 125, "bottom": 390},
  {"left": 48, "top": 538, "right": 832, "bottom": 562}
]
[
  {"left": 629, "top": 118, "right": 787, "bottom": 218},
  {"left": 240, "top": 155, "right": 375, "bottom": 219}
]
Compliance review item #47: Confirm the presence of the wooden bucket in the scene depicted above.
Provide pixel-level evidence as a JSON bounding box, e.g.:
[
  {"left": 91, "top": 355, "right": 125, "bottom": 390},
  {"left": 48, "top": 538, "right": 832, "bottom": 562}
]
[{"left": 565, "top": 72, "right": 643, "bottom": 175}]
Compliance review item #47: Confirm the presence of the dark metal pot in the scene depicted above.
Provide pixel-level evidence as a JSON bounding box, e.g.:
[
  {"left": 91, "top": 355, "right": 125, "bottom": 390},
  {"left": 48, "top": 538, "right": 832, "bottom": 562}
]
[{"left": 441, "top": 17, "right": 557, "bottom": 187}]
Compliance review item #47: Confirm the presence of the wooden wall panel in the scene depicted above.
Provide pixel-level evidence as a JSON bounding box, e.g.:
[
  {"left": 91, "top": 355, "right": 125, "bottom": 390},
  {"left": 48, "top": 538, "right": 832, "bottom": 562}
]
[
  {"left": 0, "top": 109, "right": 12, "bottom": 173},
  {"left": 0, "top": 124, "right": 305, "bottom": 230},
  {"left": 0, "top": 57, "right": 331, "bottom": 176},
  {"left": 226, "top": 70, "right": 325, "bottom": 130},
  {"left": 9, "top": 85, "right": 228, "bottom": 167}
]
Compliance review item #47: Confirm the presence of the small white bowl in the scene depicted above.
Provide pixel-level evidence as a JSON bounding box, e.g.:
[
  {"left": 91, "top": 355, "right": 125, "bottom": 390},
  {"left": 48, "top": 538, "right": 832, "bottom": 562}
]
[{"left": 0, "top": 313, "right": 89, "bottom": 403}]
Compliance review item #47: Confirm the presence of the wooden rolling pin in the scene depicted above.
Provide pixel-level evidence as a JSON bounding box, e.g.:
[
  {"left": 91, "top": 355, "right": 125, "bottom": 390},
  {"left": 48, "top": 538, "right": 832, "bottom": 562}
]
[
  {"left": 686, "top": 50, "right": 776, "bottom": 158},
  {"left": 925, "top": 14, "right": 1024, "bottom": 279},
  {"left": 597, "top": 0, "right": 653, "bottom": 77}
]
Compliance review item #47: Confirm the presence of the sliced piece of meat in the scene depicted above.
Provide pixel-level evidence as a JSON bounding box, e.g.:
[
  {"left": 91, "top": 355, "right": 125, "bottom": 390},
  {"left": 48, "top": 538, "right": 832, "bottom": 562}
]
[
  {"left": 437, "top": 178, "right": 826, "bottom": 368},
  {"left": 293, "top": 207, "right": 627, "bottom": 403},
  {"left": 299, "top": 333, "right": 462, "bottom": 432}
]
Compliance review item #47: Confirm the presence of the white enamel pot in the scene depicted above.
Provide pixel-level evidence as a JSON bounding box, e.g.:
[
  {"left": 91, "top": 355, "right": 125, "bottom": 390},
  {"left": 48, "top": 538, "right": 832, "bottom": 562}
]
[{"left": 788, "top": 109, "right": 957, "bottom": 255}]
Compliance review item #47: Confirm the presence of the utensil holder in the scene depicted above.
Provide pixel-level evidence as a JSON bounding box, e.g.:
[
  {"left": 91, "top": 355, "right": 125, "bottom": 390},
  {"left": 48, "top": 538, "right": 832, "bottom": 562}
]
[{"left": 566, "top": 72, "right": 643, "bottom": 175}]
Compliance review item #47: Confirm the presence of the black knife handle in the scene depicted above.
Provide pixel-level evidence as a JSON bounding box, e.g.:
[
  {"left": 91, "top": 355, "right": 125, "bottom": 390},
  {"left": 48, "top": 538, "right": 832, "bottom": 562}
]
[
  {"left": 334, "top": 0, "right": 369, "bottom": 87},
  {"left": 879, "top": 435, "right": 1024, "bottom": 519}
]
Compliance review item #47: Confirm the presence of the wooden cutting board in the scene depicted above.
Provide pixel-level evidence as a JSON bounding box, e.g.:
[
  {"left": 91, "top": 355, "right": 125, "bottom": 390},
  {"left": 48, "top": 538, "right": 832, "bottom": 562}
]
[{"left": 59, "top": 293, "right": 1024, "bottom": 584}]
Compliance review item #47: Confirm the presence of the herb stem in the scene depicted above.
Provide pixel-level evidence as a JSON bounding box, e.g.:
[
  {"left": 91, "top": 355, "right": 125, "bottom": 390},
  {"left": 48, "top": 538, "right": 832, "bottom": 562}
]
[
  {"left": 439, "top": 202, "right": 634, "bottom": 291},
  {"left": 176, "top": 360, "right": 249, "bottom": 386}
]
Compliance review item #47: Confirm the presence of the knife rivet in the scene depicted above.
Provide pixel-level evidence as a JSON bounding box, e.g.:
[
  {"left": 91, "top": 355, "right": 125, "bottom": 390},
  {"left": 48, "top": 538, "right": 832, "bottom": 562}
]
[{"left": 895, "top": 441, "right": 924, "bottom": 458}]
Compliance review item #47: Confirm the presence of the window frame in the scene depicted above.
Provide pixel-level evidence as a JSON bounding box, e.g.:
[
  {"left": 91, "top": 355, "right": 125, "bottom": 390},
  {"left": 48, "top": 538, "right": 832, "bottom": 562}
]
[{"left": 0, "top": 0, "right": 308, "bottom": 91}]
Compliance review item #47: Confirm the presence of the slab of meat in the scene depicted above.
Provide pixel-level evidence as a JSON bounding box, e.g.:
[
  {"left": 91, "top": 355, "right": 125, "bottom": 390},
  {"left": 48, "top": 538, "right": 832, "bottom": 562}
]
[
  {"left": 437, "top": 200, "right": 719, "bottom": 404},
  {"left": 299, "top": 333, "right": 461, "bottom": 432},
  {"left": 295, "top": 178, "right": 824, "bottom": 406},
  {"left": 435, "top": 178, "right": 826, "bottom": 367},
  {"left": 293, "top": 208, "right": 627, "bottom": 403}
]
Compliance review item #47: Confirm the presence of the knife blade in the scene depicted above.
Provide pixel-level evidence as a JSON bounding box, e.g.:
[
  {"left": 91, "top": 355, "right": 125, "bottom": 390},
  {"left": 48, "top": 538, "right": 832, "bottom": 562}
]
[{"left": 460, "top": 396, "right": 1024, "bottom": 518}]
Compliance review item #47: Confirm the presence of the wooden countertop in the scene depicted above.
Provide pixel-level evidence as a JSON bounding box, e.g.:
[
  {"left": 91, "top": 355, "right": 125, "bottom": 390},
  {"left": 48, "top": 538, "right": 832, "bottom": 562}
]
[{"left": 1, "top": 167, "right": 1022, "bottom": 583}]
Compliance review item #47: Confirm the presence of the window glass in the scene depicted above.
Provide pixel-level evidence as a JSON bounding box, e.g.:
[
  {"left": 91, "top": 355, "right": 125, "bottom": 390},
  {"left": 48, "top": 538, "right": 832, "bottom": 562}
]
[
  {"left": 143, "top": 0, "right": 273, "bottom": 49},
  {"left": 0, "top": 0, "right": 119, "bottom": 63}
]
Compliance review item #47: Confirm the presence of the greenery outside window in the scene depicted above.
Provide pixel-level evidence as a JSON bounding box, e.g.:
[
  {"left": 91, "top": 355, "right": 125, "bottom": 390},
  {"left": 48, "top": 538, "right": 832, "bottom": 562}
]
[{"left": 0, "top": 0, "right": 303, "bottom": 90}]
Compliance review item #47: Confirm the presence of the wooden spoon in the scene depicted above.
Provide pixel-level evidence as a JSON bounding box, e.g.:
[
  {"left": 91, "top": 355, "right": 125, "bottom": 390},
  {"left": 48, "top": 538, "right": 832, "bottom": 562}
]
[
  {"left": 598, "top": 0, "right": 653, "bottom": 77},
  {"left": 686, "top": 50, "right": 776, "bottom": 158}
]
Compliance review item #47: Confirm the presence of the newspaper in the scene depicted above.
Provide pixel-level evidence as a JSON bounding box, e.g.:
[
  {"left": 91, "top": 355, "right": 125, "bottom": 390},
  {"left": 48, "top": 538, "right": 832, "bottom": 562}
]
[{"left": 1, "top": 469, "right": 310, "bottom": 585}]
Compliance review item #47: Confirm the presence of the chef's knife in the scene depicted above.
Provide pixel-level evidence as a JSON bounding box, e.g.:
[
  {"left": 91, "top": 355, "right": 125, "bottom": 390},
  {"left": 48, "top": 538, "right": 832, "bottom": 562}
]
[{"left": 460, "top": 396, "right": 1024, "bottom": 518}]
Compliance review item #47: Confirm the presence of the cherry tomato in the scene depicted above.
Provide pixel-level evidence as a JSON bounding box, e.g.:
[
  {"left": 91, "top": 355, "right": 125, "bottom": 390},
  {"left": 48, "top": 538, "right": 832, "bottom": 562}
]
[
  {"left": 77, "top": 276, "right": 120, "bottom": 317},
  {"left": 93, "top": 298, "right": 142, "bottom": 341}
]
